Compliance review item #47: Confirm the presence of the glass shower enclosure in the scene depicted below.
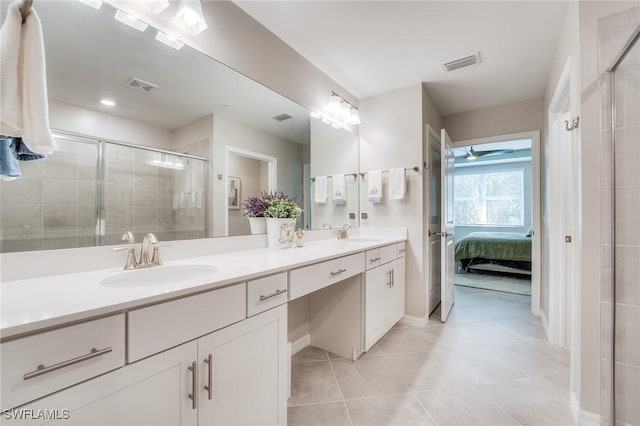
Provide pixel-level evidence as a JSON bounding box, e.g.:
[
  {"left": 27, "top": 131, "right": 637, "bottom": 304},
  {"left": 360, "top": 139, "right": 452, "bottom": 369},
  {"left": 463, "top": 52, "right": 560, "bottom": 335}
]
[{"left": 0, "top": 132, "right": 208, "bottom": 253}]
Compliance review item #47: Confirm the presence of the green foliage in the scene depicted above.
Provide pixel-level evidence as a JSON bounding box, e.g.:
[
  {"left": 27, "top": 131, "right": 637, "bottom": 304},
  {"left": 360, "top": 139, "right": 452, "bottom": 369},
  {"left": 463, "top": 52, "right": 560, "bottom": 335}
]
[{"left": 264, "top": 198, "right": 302, "bottom": 219}]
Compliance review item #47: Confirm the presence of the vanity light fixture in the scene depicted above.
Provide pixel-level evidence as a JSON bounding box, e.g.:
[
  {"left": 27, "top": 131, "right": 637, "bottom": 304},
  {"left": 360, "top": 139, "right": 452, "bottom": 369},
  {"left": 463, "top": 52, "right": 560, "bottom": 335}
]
[
  {"left": 173, "top": 0, "right": 208, "bottom": 35},
  {"left": 139, "top": 0, "right": 170, "bottom": 14},
  {"left": 100, "top": 99, "right": 116, "bottom": 107},
  {"left": 77, "top": 0, "right": 102, "bottom": 9},
  {"left": 114, "top": 10, "right": 148, "bottom": 32},
  {"left": 309, "top": 92, "right": 361, "bottom": 130},
  {"left": 155, "top": 31, "right": 184, "bottom": 50}
]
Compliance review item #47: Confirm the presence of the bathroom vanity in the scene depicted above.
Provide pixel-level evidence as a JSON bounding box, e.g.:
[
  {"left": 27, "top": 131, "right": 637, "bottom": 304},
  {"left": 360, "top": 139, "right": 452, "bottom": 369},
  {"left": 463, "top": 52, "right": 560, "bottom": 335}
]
[{"left": 0, "top": 234, "right": 406, "bottom": 425}]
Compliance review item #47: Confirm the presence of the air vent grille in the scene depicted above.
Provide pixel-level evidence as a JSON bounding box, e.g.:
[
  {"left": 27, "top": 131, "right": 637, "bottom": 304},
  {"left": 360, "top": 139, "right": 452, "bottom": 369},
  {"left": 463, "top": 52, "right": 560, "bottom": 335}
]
[
  {"left": 441, "top": 52, "right": 481, "bottom": 72},
  {"left": 125, "top": 77, "right": 159, "bottom": 94},
  {"left": 272, "top": 113, "right": 294, "bottom": 122}
]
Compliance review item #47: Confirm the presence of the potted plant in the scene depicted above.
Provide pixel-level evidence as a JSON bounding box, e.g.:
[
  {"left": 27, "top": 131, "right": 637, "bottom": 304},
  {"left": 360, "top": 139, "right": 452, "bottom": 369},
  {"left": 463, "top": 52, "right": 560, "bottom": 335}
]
[
  {"left": 264, "top": 195, "right": 302, "bottom": 249},
  {"left": 242, "top": 192, "right": 270, "bottom": 235}
]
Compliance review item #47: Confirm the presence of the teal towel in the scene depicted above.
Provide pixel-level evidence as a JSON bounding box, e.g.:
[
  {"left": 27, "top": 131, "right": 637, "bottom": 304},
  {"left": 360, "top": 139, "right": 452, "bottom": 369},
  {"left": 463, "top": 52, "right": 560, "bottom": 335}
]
[{"left": 0, "top": 135, "right": 46, "bottom": 178}]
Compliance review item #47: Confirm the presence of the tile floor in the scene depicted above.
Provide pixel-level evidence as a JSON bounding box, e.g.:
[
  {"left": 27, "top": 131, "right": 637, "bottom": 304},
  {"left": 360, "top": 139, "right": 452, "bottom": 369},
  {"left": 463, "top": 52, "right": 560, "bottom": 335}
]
[{"left": 288, "top": 286, "right": 574, "bottom": 426}]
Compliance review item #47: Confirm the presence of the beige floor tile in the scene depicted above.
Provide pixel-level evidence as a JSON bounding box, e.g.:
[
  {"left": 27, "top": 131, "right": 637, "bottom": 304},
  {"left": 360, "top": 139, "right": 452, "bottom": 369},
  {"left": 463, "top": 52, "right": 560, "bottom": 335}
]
[
  {"left": 414, "top": 387, "right": 519, "bottom": 426},
  {"left": 447, "top": 345, "right": 529, "bottom": 383},
  {"left": 488, "top": 344, "right": 570, "bottom": 377},
  {"left": 331, "top": 357, "right": 409, "bottom": 399},
  {"left": 493, "top": 317, "right": 549, "bottom": 340},
  {"left": 287, "top": 402, "right": 351, "bottom": 426},
  {"left": 376, "top": 328, "right": 436, "bottom": 354},
  {"left": 288, "top": 361, "right": 343, "bottom": 407},
  {"left": 422, "top": 321, "right": 522, "bottom": 349},
  {"left": 345, "top": 394, "right": 435, "bottom": 426},
  {"left": 328, "top": 344, "right": 384, "bottom": 360},
  {"left": 496, "top": 400, "right": 576, "bottom": 426},
  {"left": 292, "top": 346, "right": 329, "bottom": 364},
  {"left": 481, "top": 376, "right": 570, "bottom": 405}
]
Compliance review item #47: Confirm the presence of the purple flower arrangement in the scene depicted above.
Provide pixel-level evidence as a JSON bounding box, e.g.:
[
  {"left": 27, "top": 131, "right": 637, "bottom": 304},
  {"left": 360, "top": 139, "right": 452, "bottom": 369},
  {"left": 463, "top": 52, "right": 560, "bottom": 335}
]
[{"left": 242, "top": 191, "right": 297, "bottom": 218}]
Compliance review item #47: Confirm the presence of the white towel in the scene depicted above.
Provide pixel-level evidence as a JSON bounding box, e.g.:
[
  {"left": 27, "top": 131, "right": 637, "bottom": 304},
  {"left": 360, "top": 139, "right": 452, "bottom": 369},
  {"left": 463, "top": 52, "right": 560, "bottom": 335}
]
[
  {"left": 389, "top": 168, "right": 406, "bottom": 200},
  {"left": 367, "top": 170, "right": 382, "bottom": 203},
  {"left": 314, "top": 176, "right": 327, "bottom": 204},
  {"left": 332, "top": 174, "right": 346, "bottom": 205},
  {"left": 0, "top": 2, "right": 56, "bottom": 154}
]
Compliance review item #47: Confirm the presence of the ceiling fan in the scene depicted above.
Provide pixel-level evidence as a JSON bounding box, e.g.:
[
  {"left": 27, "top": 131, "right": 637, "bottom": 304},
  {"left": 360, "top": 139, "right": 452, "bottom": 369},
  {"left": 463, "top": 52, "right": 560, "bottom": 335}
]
[{"left": 461, "top": 146, "right": 514, "bottom": 160}]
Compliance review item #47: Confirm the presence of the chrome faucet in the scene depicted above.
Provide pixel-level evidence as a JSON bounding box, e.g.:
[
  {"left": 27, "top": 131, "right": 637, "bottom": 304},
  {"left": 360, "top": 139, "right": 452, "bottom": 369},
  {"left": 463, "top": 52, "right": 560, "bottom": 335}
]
[
  {"left": 113, "top": 231, "right": 162, "bottom": 270},
  {"left": 337, "top": 223, "right": 352, "bottom": 240},
  {"left": 139, "top": 233, "right": 160, "bottom": 268}
]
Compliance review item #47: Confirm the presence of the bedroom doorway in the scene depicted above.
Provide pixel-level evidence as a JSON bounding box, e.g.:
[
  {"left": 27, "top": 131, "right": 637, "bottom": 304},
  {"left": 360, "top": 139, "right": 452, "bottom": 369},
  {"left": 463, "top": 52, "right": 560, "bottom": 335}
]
[{"left": 450, "top": 131, "right": 541, "bottom": 316}]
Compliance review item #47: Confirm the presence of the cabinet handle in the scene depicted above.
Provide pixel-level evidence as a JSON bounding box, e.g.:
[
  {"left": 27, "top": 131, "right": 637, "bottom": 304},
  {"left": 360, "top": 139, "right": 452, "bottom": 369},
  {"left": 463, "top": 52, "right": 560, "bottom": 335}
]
[
  {"left": 391, "top": 269, "right": 395, "bottom": 287},
  {"left": 259, "top": 288, "right": 287, "bottom": 301},
  {"left": 204, "top": 354, "right": 213, "bottom": 400},
  {"left": 387, "top": 271, "right": 392, "bottom": 287},
  {"left": 23, "top": 347, "right": 112, "bottom": 381},
  {"left": 369, "top": 257, "right": 381, "bottom": 263},
  {"left": 188, "top": 361, "right": 198, "bottom": 410},
  {"left": 398, "top": 249, "right": 406, "bottom": 253},
  {"left": 330, "top": 268, "right": 347, "bottom": 277}
]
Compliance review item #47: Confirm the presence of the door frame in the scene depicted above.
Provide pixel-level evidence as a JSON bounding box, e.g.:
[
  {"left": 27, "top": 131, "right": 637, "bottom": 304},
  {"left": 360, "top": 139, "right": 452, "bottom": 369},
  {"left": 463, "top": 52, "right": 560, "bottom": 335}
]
[
  {"left": 424, "top": 124, "right": 442, "bottom": 316},
  {"left": 452, "top": 130, "right": 542, "bottom": 316},
  {"left": 224, "top": 146, "right": 277, "bottom": 236}
]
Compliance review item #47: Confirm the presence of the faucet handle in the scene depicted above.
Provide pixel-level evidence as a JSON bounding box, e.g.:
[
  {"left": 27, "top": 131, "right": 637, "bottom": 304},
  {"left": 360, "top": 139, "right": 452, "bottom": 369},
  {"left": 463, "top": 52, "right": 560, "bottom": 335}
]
[
  {"left": 112, "top": 247, "right": 138, "bottom": 270},
  {"left": 121, "top": 231, "right": 135, "bottom": 244},
  {"left": 150, "top": 246, "right": 163, "bottom": 266}
]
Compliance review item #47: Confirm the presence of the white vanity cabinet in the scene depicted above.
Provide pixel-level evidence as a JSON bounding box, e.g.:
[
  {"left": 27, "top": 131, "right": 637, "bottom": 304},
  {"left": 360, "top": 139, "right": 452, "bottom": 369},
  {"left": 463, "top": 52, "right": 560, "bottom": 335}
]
[{"left": 364, "top": 244, "right": 406, "bottom": 351}]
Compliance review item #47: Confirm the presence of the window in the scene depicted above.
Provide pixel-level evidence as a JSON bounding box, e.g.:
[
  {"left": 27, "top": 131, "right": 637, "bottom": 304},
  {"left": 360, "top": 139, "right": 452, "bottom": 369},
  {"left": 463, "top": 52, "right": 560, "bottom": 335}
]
[{"left": 454, "top": 169, "right": 524, "bottom": 226}]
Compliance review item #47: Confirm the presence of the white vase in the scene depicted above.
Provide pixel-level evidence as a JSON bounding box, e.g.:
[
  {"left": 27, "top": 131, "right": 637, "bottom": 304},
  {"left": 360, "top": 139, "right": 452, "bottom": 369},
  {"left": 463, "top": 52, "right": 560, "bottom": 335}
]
[
  {"left": 266, "top": 218, "right": 296, "bottom": 249},
  {"left": 248, "top": 217, "right": 267, "bottom": 235}
]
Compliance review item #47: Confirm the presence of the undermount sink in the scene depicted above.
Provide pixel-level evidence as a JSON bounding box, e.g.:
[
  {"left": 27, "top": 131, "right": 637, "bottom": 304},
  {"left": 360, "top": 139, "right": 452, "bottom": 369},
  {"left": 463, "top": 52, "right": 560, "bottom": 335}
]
[
  {"left": 341, "top": 237, "right": 381, "bottom": 243},
  {"left": 101, "top": 265, "right": 218, "bottom": 288}
]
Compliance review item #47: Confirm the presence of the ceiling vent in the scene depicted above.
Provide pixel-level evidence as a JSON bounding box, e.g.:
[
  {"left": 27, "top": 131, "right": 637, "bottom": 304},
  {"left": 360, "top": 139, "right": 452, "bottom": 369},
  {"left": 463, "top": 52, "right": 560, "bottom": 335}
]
[
  {"left": 125, "top": 77, "right": 159, "bottom": 94},
  {"left": 271, "top": 113, "right": 294, "bottom": 122},
  {"left": 441, "top": 51, "right": 481, "bottom": 72}
]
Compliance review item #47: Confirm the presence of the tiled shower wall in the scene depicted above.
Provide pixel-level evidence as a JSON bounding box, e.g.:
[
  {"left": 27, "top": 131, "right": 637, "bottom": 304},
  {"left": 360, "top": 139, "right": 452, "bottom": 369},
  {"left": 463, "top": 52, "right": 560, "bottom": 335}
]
[
  {"left": 0, "top": 135, "right": 207, "bottom": 252},
  {"left": 599, "top": 6, "right": 640, "bottom": 425}
]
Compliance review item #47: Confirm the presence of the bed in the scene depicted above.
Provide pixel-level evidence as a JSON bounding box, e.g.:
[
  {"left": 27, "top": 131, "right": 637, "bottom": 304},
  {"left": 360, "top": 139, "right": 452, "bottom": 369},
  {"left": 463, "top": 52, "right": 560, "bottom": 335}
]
[{"left": 454, "top": 231, "right": 532, "bottom": 275}]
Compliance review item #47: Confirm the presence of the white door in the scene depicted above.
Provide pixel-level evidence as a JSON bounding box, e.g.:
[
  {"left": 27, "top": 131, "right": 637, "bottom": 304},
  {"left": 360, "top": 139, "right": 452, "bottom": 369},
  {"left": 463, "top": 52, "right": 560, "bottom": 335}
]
[
  {"left": 197, "top": 305, "right": 287, "bottom": 426},
  {"left": 387, "top": 258, "right": 406, "bottom": 326},
  {"left": 424, "top": 125, "right": 442, "bottom": 315},
  {"left": 365, "top": 266, "right": 390, "bottom": 351},
  {"left": 31, "top": 343, "right": 198, "bottom": 426},
  {"left": 440, "top": 129, "right": 456, "bottom": 322}
]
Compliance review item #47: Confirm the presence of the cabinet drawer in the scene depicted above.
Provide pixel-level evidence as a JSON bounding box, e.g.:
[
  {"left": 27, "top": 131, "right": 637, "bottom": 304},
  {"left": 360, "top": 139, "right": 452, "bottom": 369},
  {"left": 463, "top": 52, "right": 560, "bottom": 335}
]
[
  {"left": 247, "top": 272, "right": 288, "bottom": 317},
  {"left": 379, "top": 244, "right": 398, "bottom": 265},
  {"left": 365, "top": 249, "right": 381, "bottom": 270},
  {"left": 289, "top": 253, "right": 365, "bottom": 300},
  {"left": 396, "top": 242, "right": 407, "bottom": 258},
  {"left": 1, "top": 314, "right": 125, "bottom": 410},
  {"left": 128, "top": 283, "right": 246, "bottom": 362}
]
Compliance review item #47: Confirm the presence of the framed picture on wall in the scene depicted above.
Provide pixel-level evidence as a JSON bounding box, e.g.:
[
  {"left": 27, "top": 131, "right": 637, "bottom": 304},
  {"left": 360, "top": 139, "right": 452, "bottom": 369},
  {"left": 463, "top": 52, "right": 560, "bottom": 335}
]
[{"left": 228, "top": 176, "right": 241, "bottom": 210}]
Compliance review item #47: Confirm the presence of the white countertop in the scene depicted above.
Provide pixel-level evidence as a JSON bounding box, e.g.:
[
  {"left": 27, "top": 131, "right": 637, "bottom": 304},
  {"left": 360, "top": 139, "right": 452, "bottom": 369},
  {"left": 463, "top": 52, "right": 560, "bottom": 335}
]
[{"left": 0, "top": 236, "right": 406, "bottom": 340}]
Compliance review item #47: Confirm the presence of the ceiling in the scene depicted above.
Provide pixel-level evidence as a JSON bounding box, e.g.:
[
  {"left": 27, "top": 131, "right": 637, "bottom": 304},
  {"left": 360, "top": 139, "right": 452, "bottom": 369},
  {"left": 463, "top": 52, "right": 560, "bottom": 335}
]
[
  {"left": 35, "top": 1, "right": 310, "bottom": 143},
  {"left": 234, "top": 1, "right": 568, "bottom": 115}
]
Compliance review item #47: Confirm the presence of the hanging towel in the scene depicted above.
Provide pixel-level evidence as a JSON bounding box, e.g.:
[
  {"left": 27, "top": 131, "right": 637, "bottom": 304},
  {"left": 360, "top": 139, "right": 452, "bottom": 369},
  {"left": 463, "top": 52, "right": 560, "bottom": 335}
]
[
  {"left": 389, "top": 168, "right": 406, "bottom": 200},
  {"left": 0, "top": 2, "right": 57, "bottom": 154},
  {"left": 0, "top": 135, "right": 46, "bottom": 179},
  {"left": 332, "top": 174, "right": 346, "bottom": 205},
  {"left": 314, "top": 176, "right": 327, "bottom": 204},
  {"left": 368, "top": 170, "right": 382, "bottom": 203}
]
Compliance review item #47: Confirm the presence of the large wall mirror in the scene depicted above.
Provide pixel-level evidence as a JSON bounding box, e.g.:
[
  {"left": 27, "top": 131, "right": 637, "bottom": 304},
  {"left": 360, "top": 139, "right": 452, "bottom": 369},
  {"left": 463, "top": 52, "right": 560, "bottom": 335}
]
[{"left": 0, "top": 0, "right": 360, "bottom": 253}]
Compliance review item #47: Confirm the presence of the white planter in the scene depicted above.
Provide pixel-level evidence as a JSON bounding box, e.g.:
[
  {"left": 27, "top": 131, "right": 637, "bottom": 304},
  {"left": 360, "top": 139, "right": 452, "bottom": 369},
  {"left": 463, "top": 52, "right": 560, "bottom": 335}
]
[
  {"left": 266, "top": 218, "right": 296, "bottom": 249},
  {"left": 248, "top": 217, "right": 267, "bottom": 235}
]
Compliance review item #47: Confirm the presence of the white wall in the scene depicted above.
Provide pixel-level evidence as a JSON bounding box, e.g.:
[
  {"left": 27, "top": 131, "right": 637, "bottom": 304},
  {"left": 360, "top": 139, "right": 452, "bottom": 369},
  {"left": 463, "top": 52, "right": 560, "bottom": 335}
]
[
  {"left": 227, "top": 155, "right": 265, "bottom": 236},
  {"left": 443, "top": 98, "right": 543, "bottom": 143},
  {"left": 359, "top": 83, "right": 443, "bottom": 322},
  {"left": 49, "top": 100, "right": 173, "bottom": 148},
  {"left": 212, "top": 115, "right": 303, "bottom": 237}
]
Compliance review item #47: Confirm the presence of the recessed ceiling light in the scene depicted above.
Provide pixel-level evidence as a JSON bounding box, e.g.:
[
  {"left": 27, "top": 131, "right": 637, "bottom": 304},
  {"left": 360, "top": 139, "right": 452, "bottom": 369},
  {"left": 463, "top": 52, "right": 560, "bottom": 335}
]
[
  {"left": 100, "top": 99, "right": 116, "bottom": 107},
  {"left": 155, "top": 31, "right": 184, "bottom": 50},
  {"left": 173, "top": 0, "right": 208, "bottom": 35},
  {"left": 114, "top": 10, "right": 148, "bottom": 32},
  {"left": 139, "top": 0, "right": 169, "bottom": 14},
  {"left": 77, "top": 0, "right": 102, "bottom": 9}
]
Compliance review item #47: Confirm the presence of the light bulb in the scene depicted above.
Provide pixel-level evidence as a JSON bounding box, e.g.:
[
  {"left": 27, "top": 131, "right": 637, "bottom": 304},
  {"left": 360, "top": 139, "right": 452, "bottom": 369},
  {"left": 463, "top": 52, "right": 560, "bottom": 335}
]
[
  {"left": 326, "top": 94, "right": 341, "bottom": 114},
  {"left": 173, "top": 0, "right": 208, "bottom": 35}
]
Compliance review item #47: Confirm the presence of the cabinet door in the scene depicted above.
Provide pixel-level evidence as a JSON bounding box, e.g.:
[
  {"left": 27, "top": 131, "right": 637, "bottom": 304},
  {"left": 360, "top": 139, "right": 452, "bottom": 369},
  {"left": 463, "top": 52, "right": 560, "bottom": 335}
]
[
  {"left": 387, "top": 258, "right": 406, "bottom": 327},
  {"left": 197, "top": 304, "right": 287, "bottom": 426},
  {"left": 364, "top": 266, "right": 389, "bottom": 351},
  {"left": 29, "top": 342, "right": 198, "bottom": 426}
]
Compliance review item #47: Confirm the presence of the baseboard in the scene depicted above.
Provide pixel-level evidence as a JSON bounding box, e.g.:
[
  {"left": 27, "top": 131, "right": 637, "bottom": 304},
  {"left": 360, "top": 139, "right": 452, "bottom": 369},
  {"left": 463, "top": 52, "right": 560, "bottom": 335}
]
[
  {"left": 570, "top": 391, "right": 600, "bottom": 426},
  {"left": 399, "top": 314, "right": 429, "bottom": 328},
  {"left": 290, "top": 333, "right": 311, "bottom": 356},
  {"left": 541, "top": 309, "right": 550, "bottom": 339}
]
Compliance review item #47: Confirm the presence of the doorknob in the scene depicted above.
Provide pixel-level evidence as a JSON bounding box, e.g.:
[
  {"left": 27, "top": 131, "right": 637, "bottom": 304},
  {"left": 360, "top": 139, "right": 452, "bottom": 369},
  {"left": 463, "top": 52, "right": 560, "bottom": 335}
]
[{"left": 428, "top": 230, "right": 449, "bottom": 237}]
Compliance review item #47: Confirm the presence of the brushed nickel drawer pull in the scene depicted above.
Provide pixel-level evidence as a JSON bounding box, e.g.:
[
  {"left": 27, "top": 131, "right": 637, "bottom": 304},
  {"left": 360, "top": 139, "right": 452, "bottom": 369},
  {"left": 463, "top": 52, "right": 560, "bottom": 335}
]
[
  {"left": 391, "top": 269, "right": 395, "bottom": 287},
  {"left": 204, "top": 354, "right": 213, "bottom": 400},
  {"left": 188, "top": 361, "right": 198, "bottom": 410},
  {"left": 330, "top": 268, "right": 347, "bottom": 277},
  {"left": 23, "top": 347, "right": 113, "bottom": 381},
  {"left": 259, "top": 288, "right": 287, "bottom": 301},
  {"left": 369, "top": 257, "right": 381, "bottom": 263},
  {"left": 398, "top": 249, "right": 406, "bottom": 253}
]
